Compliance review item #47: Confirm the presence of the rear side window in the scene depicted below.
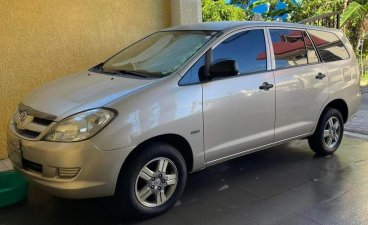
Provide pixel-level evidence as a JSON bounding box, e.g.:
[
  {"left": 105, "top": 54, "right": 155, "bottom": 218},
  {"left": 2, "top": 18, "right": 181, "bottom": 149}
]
[
  {"left": 307, "top": 30, "right": 349, "bottom": 62},
  {"left": 212, "top": 29, "right": 267, "bottom": 75},
  {"left": 269, "top": 29, "right": 308, "bottom": 69}
]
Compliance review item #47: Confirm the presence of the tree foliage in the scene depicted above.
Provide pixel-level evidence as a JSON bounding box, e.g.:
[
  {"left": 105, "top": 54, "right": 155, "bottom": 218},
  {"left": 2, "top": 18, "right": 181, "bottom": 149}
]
[
  {"left": 204, "top": 0, "right": 344, "bottom": 23},
  {"left": 341, "top": 1, "right": 368, "bottom": 70},
  {"left": 291, "top": 0, "right": 344, "bottom": 22},
  {"left": 202, "top": 0, "right": 368, "bottom": 62},
  {"left": 229, "top": 0, "right": 251, "bottom": 9},
  {"left": 202, "top": 0, "right": 247, "bottom": 22},
  {"left": 247, "top": 0, "right": 298, "bottom": 21},
  {"left": 341, "top": 1, "right": 368, "bottom": 26}
]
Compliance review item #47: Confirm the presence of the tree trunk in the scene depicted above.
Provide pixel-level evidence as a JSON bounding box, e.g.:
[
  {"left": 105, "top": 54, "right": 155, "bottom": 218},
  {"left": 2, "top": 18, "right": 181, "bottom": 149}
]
[
  {"left": 343, "top": 0, "right": 350, "bottom": 12},
  {"left": 356, "top": 20, "right": 365, "bottom": 52},
  {"left": 341, "top": 0, "right": 350, "bottom": 32}
]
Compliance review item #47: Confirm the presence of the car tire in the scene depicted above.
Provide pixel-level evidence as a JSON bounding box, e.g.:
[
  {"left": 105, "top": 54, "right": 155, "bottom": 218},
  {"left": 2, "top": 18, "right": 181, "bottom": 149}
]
[
  {"left": 308, "top": 107, "right": 344, "bottom": 156},
  {"left": 115, "top": 142, "right": 187, "bottom": 219}
]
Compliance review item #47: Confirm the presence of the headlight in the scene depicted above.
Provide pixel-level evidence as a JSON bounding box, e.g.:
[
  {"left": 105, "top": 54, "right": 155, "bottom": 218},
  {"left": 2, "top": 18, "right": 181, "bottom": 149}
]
[{"left": 44, "top": 108, "right": 116, "bottom": 142}]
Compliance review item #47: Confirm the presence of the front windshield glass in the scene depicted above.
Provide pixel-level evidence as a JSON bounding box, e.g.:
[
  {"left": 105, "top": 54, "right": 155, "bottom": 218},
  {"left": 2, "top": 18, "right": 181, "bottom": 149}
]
[{"left": 100, "top": 31, "right": 217, "bottom": 78}]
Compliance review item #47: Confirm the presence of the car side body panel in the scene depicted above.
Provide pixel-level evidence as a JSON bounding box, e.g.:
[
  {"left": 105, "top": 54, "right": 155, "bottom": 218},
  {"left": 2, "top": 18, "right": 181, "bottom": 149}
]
[
  {"left": 324, "top": 32, "right": 361, "bottom": 119},
  {"left": 202, "top": 71, "right": 275, "bottom": 163},
  {"left": 273, "top": 64, "right": 329, "bottom": 141}
]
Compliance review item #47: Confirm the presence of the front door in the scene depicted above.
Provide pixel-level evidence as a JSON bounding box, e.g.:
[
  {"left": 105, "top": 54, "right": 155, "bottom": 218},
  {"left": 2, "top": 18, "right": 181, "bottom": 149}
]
[{"left": 203, "top": 29, "right": 275, "bottom": 163}]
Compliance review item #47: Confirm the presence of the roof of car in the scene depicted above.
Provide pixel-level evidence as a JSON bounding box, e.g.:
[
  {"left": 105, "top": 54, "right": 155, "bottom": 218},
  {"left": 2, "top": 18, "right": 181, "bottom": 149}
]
[{"left": 162, "top": 21, "right": 340, "bottom": 33}]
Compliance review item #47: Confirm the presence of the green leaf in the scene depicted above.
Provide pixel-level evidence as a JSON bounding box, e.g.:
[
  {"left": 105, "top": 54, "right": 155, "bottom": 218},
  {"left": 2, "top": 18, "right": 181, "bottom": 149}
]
[
  {"left": 341, "top": 2, "right": 367, "bottom": 26},
  {"left": 202, "top": 0, "right": 246, "bottom": 22},
  {"left": 247, "top": 0, "right": 269, "bottom": 11}
]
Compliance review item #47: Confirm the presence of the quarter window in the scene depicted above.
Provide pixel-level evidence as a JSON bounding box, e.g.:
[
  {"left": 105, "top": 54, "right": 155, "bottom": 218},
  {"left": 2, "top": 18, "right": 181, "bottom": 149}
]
[
  {"left": 212, "top": 29, "right": 267, "bottom": 75},
  {"left": 307, "top": 30, "right": 349, "bottom": 62},
  {"left": 270, "top": 29, "right": 308, "bottom": 69},
  {"left": 178, "top": 55, "right": 205, "bottom": 85}
]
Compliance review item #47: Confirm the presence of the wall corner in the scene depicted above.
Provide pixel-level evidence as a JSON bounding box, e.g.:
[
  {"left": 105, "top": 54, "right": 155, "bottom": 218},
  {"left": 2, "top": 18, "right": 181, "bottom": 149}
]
[{"left": 170, "top": 0, "right": 202, "bottom": 26}]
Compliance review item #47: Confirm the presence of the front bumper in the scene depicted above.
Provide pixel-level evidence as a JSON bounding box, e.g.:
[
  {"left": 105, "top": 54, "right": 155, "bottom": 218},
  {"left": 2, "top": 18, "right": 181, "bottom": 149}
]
[{"left": 7, "top": 129, "right": 135, "bottom": 199}]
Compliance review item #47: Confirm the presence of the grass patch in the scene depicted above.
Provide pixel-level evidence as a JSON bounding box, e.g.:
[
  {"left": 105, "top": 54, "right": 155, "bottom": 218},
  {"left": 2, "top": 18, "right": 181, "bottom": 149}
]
[{"left": 363, "top": 72, "right": 368, "bottom": 80}]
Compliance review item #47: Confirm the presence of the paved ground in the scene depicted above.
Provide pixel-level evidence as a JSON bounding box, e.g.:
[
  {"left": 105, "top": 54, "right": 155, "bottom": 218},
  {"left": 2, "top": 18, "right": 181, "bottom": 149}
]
[
  {"left": 345, "top": 86, "right": 368, "bottom": 135},
  {"left": 1, "top": 137, "right": 368, "bottom": 225}
]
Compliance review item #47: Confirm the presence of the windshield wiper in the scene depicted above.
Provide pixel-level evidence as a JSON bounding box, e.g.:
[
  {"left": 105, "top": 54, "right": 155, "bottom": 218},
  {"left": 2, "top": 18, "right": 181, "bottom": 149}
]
[
  {"left": 111, "top": 70, "right": 149, "bottom": 78},
  {"left": 92, "top": 63, "right": 150, "bottom": 78}
]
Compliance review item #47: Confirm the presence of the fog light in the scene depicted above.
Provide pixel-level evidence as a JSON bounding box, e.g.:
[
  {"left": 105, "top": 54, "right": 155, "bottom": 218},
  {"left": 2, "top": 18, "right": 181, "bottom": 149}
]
[{"left": 58, "top": 167, "right": 80, "bottom": 178}]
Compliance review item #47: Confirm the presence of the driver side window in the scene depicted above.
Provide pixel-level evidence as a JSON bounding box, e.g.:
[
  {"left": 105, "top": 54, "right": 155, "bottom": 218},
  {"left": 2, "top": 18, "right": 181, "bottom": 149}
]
[
  {"left": 179, "top": 29, "right": 267, "bottom": 85},
  {"left": 212, "top": 29, "right": 267, "bottom": 75}
]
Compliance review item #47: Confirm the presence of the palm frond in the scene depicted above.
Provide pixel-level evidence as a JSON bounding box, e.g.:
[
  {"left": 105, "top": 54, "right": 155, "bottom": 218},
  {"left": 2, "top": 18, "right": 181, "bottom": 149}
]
[{"left": 341, "top": 2, "right": 367, "bottom": 25}]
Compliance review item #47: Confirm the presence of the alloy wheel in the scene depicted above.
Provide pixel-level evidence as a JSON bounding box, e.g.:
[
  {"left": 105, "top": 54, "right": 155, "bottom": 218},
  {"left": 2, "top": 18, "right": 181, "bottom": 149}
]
[
  {"left": 323, "top": 116, "right": 341, "bottom": 148},
  {"left": 134, "top": 157, "right": 178, "bottom": 207}
]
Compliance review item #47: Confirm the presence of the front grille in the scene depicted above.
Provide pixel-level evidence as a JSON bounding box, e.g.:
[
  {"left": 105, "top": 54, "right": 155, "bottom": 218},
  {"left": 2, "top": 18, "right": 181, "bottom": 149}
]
[
  {"left": 23, "top": 159, "right": 43, "bottom": 173},
  {"left": 32, "top": 117, "right": 53, "bottom": 126},
  {"left": 13, "top": 103, "right": 56, "bottom": 139},
  {"left": 15, "top": 128, "right": 41, "bottom": 139}
]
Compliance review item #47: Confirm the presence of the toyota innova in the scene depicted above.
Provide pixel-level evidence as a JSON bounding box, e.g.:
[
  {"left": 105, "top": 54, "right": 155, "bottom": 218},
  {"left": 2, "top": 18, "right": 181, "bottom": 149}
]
[{"left": 7, "top": 21, "right": 361, "bottom": 218}]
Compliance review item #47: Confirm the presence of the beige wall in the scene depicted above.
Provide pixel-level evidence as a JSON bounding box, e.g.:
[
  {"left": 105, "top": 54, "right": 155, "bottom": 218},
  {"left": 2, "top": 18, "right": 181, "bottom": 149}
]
[{"left": 0, "top": 0, "right": 171, "bottom": 159}]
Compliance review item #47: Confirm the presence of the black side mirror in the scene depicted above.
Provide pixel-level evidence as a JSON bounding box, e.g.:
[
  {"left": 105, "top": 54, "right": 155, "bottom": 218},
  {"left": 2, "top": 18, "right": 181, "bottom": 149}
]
[{"left": 209, "top": 59, "right": 239, "bottom": 78}]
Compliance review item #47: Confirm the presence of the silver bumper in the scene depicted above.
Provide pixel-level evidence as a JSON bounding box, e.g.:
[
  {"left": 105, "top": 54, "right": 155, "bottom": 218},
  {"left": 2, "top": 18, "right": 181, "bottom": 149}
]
[{"left": 7, "top": 129, "right": 134, "bottom": 199}]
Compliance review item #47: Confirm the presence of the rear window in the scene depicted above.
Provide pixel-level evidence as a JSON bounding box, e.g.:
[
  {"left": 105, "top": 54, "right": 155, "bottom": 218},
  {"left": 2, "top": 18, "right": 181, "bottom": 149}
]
[{"left": 307, "top": 30, "right": 349, "bottom": 63}]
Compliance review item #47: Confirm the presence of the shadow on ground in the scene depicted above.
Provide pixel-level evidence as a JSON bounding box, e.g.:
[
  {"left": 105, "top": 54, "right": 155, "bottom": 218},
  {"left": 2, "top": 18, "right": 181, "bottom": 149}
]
[{"left": 1, "top": 137, "right": 368, "bottom": 225}]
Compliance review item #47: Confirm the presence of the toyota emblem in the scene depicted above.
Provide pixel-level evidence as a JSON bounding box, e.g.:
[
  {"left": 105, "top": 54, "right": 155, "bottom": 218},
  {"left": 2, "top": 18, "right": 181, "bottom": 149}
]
[{"left": 19, "top": 110, "right": 28, "bottom": 121}]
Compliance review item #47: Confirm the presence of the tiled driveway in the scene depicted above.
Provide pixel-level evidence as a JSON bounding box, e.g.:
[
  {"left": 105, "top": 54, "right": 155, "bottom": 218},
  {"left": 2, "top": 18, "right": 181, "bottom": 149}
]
[{"left": 1, "top": 137, "right": 368, "bottom": 225}]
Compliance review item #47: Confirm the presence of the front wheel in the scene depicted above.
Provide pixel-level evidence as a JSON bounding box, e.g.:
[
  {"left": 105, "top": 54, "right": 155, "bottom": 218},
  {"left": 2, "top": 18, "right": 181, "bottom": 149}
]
[
  {"left": 115, "top": 142, "right": 187, "bottom": 219},
  {"left": 308, "top": 107, "right": 344, "bottom": 156}
]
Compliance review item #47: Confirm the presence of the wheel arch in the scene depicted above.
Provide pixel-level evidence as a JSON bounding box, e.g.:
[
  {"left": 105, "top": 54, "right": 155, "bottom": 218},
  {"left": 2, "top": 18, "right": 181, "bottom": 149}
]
[
  {"left": 119, "top": 134, "right": 194, "bottom": 179},
  {"left": 323, "top": 99, "right": 349, "bottom": 123}
]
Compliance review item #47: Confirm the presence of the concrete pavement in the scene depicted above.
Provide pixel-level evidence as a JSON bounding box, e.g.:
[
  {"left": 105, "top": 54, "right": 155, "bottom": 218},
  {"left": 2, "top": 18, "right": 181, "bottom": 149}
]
[{"left": 345, "top": 86, "right": 368, "bottom": 135}]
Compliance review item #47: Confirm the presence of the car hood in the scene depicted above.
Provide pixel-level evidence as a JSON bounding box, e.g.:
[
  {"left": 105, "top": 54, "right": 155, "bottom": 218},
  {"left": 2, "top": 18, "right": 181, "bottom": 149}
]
[{"left": 22, "top": 71, "right": 158, "bottom": 120}]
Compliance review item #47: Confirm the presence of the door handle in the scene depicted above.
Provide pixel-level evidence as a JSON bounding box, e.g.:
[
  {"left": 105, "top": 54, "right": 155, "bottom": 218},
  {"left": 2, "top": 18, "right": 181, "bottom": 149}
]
[
  {"left": 315, "top": 72, "right": 326, "bottom": 80},
  {"left": 259, "top": 82, "right": 274, "bottom": 91}
]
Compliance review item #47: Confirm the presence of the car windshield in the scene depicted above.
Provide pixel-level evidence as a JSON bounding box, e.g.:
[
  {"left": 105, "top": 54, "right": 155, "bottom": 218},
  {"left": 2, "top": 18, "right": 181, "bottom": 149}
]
[{"left": 97, "top": 31, "right": 217, "bottom": 78}]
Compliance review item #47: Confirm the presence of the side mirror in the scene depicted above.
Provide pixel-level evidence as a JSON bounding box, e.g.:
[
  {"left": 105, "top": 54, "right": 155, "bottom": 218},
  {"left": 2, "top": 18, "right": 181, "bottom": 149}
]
[{"left": 209, "top": 59, "right": 239, "bottom": 78}]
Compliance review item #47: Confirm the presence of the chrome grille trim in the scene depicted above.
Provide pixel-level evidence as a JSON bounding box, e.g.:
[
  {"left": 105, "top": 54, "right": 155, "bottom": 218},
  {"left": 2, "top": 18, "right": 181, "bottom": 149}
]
[
  {"left": 18, "top": 103, "right": 57, "bottom": 121},
  {"left": 22, "top": 122, "right": 46, "bottom": 133},
  {"left": 58, "top": 167, "right": 81, "bottom": 178},
  {"left": 12, "top": 103, "right": 57, "bottom": 140}
]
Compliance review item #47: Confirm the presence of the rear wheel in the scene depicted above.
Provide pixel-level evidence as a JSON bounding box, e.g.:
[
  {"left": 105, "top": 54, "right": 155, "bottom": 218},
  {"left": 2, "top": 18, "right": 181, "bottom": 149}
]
[
  {"left": 116, "top": 142, "right": 187, "bottom": 219},
  {"left": 308, "top": 107, "right": 344, "bottom": 156}
]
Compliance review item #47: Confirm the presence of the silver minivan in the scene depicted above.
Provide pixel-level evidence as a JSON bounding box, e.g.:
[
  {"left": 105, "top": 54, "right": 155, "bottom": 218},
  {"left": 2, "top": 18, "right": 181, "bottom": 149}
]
[{"left": 7, "top": 21, "right": 361, "bottom": 218}]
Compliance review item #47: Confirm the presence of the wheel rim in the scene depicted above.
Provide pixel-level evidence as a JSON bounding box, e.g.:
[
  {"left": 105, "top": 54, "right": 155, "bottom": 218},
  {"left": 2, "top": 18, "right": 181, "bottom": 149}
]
[
  {"left": 323, "top": 116, "right": 341, "bottom": 148},
  {"left": 135, "top": 157, "right": 178, "bottom": 208}
]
